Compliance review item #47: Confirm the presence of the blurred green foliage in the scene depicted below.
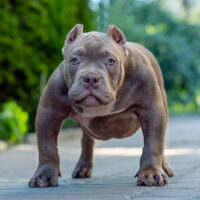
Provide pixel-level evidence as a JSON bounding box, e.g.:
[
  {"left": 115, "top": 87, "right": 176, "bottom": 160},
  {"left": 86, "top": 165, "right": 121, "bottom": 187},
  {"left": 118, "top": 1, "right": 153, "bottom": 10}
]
[
  {"left": 62, "top": 119, "right": 78, "bottom": 129},
  {"left": 0, "top": 0, "right": 96, "bottom": 132},
  {"left": 103, "top": 0, "right": 200, "bottom": 113},
  {"left": 0, "top": 101, "right": 28, "bottom": 143}
]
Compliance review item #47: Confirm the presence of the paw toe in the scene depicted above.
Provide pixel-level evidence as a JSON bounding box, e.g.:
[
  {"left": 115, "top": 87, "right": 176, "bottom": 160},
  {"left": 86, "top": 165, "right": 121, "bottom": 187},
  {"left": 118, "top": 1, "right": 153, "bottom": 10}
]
[
  {"left": 137, "top": 168, "right": 168, "bottom": 187},
  {"left": 72, "top": 165, "right": 92, "bottom": 178},
  {"left": 29, "top": 175, "right": 58, "bottom": 188}
]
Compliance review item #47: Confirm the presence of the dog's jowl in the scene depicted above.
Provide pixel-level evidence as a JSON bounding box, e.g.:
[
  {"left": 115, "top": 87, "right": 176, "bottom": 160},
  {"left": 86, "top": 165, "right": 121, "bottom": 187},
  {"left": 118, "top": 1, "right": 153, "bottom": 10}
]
[{"left": 29, "top": 24, "right": 174, "bottom": 188}]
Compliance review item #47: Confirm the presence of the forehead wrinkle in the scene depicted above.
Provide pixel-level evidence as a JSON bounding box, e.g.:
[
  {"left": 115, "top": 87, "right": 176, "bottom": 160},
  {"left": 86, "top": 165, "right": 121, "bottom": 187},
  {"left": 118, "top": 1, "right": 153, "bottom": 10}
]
[
  {"left": 82, "top": 40, "right": 118, "bottom": 59},
  {"left": 99, "top": 49, "right": 118, "bottom": 57},
  {"left": 67, "top": 32, "right": 123, "bottom": 60},
  {"left": 71, "top": 47, "right": 86, "bottom": 56},
  {"left": 81, "top": 31, "right": 106, "bottom": 40},
  {"left": 81, "top": 32, "right": 114, "bottom": 48},
  {"left": 82, "top": 42, "right": 104, "bottom": 59}
]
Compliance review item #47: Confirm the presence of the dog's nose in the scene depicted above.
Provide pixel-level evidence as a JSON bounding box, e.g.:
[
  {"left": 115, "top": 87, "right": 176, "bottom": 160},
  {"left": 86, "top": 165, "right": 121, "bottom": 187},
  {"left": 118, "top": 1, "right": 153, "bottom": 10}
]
[{"left": 83, "top": 74, "right": 101, "bottom": 88}]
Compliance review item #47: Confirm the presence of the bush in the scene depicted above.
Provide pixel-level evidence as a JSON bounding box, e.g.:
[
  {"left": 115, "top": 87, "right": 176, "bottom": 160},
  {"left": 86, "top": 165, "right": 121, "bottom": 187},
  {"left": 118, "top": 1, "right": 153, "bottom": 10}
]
[
  {"left": 103, "top": 0, "right": 200, "bottom": 112},
  {"left": 0, "top": 0, "right": 97, "bottom": 132},
  {"left": 0, "top": 101, "right": 28, "bottom": 143}
]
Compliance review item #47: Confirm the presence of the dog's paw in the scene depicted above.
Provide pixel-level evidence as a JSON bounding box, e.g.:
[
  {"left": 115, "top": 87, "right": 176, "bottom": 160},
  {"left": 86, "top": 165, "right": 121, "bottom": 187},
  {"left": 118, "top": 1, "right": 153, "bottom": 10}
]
[
  {"left": 136, "top": 166, "right": 168, "bottom": 187},
  {"left": 162, "top": 161, "right": 174, "bottom": 177},
  {"left": 29, "top": 175, "right": 58, "bottom": 188},
  {"left": 29, "top": 164, "right": 59, "bottom": 188},
  {"left": 72, "top": 160, "right": 92, "bottom": 178}
]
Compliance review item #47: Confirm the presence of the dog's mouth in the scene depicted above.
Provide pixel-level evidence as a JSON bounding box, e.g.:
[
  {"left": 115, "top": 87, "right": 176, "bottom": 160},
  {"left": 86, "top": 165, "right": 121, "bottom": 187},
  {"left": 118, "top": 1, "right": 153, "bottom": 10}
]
[
  {"left": 76, "top": 95, "right": 102, "bottom": 107},
  {"left": 69, "top": 85, "right": 114, "bottom": 108}
]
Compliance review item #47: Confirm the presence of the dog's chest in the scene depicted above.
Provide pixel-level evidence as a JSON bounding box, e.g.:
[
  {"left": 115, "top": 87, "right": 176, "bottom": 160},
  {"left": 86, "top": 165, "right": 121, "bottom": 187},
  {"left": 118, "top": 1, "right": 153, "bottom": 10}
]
[{"left": 75, "top": 110, "right": 140, "bottom": 140}]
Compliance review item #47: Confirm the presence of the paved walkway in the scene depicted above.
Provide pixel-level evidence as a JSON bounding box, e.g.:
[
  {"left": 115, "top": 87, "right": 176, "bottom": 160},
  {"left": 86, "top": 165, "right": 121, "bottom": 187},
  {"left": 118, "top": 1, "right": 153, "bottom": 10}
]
[{"left": 0, "top": 116, "right": 200, "bottom": 200}]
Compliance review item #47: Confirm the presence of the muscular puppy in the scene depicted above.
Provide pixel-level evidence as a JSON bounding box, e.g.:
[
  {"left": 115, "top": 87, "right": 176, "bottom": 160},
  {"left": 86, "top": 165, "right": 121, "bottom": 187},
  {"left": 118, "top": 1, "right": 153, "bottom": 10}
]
[{"left": 29, "top": 24, "right": 173, "bottom": 187}]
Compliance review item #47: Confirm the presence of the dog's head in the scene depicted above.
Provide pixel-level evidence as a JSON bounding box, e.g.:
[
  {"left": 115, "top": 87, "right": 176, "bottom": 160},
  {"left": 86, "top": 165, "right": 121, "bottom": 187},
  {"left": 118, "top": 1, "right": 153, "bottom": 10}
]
[{"left": 62, "top": 24, "right": 128, "bottom": 108}]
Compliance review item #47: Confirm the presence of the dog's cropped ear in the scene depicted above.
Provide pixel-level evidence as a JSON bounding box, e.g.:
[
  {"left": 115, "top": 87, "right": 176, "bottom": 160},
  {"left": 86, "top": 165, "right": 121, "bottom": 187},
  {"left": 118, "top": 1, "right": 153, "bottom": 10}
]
[
  {"left": 107, "top": 25, "right": 128, "bottom": 56},
  {"left": 65, "top": 24, "right": 83, "bottom": 44},
  {"left": 62, "top": 24, "right": 83, "bottom": 54}
]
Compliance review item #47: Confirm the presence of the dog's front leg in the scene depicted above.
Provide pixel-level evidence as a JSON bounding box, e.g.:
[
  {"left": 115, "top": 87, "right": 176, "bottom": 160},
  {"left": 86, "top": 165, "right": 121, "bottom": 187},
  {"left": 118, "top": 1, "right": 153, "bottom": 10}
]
[
  {"left": 72, "top": 130, "right": 94, "bottom": 178},
  {"left": 29, "top": 104, "right": 64, "bottom": 187},
  {"left": 136, "top": 103, "right": 169, "bottom": 186}
]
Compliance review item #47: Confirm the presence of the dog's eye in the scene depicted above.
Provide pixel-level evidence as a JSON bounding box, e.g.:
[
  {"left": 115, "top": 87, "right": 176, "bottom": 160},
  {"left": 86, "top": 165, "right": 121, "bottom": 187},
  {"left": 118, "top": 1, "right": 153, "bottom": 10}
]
[
  {"left": 70, "top": 57, "right": 80, "bottom": 65},
  {"left": 106, "top": 58, "right": 115, "bottom": 66}
]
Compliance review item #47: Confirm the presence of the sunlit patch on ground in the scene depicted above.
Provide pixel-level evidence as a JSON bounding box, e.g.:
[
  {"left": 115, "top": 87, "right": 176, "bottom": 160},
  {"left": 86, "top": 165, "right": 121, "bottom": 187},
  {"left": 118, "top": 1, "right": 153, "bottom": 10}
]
[
  {"left": 13, "top": 144, "right": 200, "bottom": 157},
  {"left": 94, "top": 147, "right": 200, "bottom": 157}
]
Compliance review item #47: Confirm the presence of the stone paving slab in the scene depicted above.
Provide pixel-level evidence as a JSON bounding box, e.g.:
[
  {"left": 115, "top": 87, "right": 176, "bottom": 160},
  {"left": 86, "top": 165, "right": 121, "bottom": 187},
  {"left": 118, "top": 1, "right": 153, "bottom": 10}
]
[{"left": 0, "top": 116, "right": 200, "bottom": 200}]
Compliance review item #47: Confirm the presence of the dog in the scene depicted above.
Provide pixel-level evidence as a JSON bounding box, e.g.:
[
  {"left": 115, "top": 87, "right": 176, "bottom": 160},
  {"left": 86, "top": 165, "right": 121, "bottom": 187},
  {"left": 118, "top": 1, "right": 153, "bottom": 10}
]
[{"left": 29, "top": 24, "right": 173, "bottom": 187}]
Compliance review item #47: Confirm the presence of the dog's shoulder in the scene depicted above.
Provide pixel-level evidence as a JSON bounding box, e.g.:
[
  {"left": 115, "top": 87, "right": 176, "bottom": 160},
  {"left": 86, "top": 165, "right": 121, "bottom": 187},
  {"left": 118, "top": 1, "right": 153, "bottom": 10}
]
[
  {"left": 126, "top": 42, "right": 164, "bottom": 86},
  {"left": 39, "top": 61, "right": 71, "bottom": 109}
]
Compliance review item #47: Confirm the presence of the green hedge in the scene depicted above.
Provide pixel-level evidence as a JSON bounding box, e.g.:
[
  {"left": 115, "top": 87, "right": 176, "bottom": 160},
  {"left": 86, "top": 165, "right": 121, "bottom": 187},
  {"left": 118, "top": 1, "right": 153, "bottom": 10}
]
[
  {"left": 0, "top": 101, "right": 28, "bottom": 143},
  {"left": 105, "top": 0, "right": 200, "bottom": 113},
  {"left": 0, "top": 0, "right": 97, "bottom": 131}
]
